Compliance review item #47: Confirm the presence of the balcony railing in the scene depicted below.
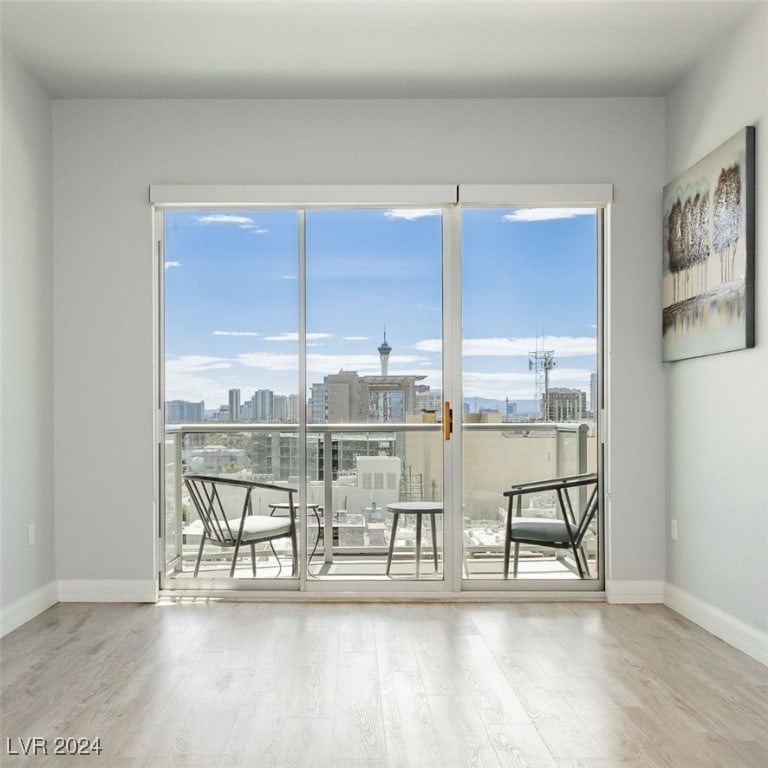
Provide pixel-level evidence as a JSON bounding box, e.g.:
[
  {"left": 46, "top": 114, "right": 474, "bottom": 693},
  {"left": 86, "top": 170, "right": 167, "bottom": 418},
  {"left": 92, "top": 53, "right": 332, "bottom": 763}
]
[{"left": 163, "top": 421, "right": 595, "bottom": 580}]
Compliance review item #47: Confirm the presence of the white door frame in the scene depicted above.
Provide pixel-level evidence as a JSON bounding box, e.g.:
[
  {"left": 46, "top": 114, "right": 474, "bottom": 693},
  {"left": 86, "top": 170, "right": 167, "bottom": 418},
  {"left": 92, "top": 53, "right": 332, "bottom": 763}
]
[{"left": 152, "top": 183, "right": 612, "bottom": 597}]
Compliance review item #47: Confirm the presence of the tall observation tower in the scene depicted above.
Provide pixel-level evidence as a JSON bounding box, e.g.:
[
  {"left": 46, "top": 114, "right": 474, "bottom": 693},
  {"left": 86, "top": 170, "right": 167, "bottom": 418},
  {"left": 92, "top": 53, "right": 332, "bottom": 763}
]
[{"left": 378, "top": 330, "right": 392, "bottom": 375}]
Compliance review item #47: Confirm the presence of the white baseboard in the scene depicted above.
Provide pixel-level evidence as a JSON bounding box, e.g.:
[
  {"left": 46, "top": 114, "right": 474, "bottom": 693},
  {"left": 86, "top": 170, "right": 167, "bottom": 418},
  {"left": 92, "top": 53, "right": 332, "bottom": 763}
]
[
  {"left": 57, "top": 579, "right": 157, "bottom": 603},
  {"left": 664, "top": 584, "right": 768, "bottom": 667},
  {"left": 1, "top": 581, "right": 59, "bottom": 637},
  {"left": 606, "top": 579, "right": 665, "bottom": 604}
]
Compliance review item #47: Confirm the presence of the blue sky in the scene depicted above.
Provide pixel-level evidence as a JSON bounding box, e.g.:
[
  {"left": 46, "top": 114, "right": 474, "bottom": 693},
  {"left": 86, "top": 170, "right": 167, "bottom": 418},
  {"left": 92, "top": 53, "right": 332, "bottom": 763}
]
[{"left": 164, "top": 207, "right": 596, "bottom": 407}]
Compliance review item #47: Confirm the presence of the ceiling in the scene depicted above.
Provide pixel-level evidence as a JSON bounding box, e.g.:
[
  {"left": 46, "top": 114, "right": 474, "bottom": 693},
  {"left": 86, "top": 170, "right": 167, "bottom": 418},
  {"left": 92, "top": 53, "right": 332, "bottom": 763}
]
[{"left": 1, "top": 0, "right": 759, "bottom": 98}]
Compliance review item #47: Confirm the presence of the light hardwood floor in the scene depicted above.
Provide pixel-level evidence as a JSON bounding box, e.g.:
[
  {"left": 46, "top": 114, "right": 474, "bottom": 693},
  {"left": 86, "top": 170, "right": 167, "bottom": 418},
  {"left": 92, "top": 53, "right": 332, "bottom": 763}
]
[{"left": 2, "top": 601, "right": 767, "bottom": 767}]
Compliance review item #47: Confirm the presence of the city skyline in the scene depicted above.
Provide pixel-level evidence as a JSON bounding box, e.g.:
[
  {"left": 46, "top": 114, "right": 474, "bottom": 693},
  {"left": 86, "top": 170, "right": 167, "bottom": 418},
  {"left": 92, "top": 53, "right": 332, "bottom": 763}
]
[
  {"left": 164, "top": 206, "right": 598, "bottom": 410},
  {"left": 166, "top": 383, "right": 591, "bottom": 421}
]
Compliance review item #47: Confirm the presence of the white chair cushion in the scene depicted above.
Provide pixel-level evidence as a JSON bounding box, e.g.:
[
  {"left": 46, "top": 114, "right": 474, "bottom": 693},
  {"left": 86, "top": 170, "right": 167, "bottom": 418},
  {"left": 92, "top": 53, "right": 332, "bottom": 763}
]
[{"left": 240, "top": 515, "right": 293, "bottom": 542}]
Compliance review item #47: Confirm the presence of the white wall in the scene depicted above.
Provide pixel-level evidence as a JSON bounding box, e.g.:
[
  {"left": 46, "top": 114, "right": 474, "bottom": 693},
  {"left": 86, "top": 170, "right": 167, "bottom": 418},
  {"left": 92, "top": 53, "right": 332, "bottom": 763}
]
[
  {"left": 1, "top": 49, "right": 56, "bottom": 631},
  {"left": 665, "top": 5, "right": 768, "bottom": 644},
  {"left": 51, "top": 97, "right": 666, "bottom": 591}
]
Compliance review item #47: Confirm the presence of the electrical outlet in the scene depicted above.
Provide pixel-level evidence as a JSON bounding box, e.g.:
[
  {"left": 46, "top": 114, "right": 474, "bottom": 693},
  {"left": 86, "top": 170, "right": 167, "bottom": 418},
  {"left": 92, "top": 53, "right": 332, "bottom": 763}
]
[
  {"left": 670, "top": 519, "right": 678, "bottom": 541},
  {"left": 28, "top": 524, "right": 35, "bottom": 546}
]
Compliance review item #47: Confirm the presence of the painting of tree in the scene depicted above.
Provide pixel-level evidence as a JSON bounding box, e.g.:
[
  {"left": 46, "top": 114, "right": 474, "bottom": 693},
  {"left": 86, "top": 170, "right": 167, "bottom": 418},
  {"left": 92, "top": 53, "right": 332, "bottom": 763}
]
[{"left": 662, "top": 127, "right": 755, "bottom": 362}]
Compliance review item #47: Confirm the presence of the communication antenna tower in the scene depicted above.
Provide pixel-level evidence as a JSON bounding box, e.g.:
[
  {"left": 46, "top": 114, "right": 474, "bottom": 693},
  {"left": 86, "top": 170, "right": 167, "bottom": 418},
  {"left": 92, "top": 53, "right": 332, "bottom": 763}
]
[{"left": 528, "top": 347, "right": 556, "bottom": 420}]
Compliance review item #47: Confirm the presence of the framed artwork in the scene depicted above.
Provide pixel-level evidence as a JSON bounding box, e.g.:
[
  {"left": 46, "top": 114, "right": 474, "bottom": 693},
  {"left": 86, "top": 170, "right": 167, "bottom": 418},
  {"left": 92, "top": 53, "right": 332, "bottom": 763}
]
[{"left": 662, "top": 126, "right": 755, "bottom": 362}]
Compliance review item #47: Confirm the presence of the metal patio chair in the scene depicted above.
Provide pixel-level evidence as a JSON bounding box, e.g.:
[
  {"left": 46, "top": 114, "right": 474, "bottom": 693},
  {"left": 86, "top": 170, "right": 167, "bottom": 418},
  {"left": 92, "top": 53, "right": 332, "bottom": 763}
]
[
  {"left": 502, "top": 473, "right": 599, "bottom": 578},
  {"left": 184, "top": 474, "right": 298, "bottom": 577}
]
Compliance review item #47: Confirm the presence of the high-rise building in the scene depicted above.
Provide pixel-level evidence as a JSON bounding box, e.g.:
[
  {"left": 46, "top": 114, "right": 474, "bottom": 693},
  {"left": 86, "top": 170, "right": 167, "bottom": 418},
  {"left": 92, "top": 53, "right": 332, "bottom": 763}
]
[
  {"left": 543, "top": 388, "right": 586, "bottom": 422},
  {"left": 252, "top": 389, "right": 274, "bottom": 422},
  {"left": 165, "top": 400, "right": 205, "bottom": 423},
  {"left": 310, "top": 369, "right": 426, "bottom": 423},
  {"left": 416, "top": 386, "right": 442, "bottom": 415},
  {"left": 228, "top": 388, "right": 241, "bottom": 421},
  {"left": 309, "top": 337, "right": 426, "bottom": 423},
  {"left": 590, "top": 371, "right": 598, "bottom": 416},
  {"left": 273, "top": 394, "right": 288, "bottom": 422},
  {"left": 310, "top": 384, "right": 327, "bottom": 423},
  {"left": 325, "top": 371, "right": 362, "bottom": 422},
  {"left": 288, "top": 394, "right": 300, "bottom": 422}
]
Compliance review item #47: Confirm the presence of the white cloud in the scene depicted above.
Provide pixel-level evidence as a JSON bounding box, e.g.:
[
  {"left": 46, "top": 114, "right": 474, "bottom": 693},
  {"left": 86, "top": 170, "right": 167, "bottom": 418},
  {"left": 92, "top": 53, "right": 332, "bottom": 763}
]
[
  {"left": 384, "top": 208, "right": 442, "bottom": 221},
  {"left": 165, "top": 373, "right": 225, "bottom": 406},
  {"left": 264, "top": 332, "right": 332, "bottom": 342},
  {"left": 165, "top": 261, "right": 181, "bottom": 269},
  {"left": 502, "top": 208, "right": 595, "bottom": 223},
  {"left": 307, "top": 353, "right": 426, "bottom": 374},
  {"left": 463, "top": 368, "right": 589, "bottom": 384},
  {"left": 342, "top": 336, "right": 369, "bottom": 341},
  {"left": 463, "top": 367, "right": 592, "bottom": 399},
  {"left": 237, "top": 352, "right": 300, "bottom": 371},
  {"left": 238, "top": 351, "right": 427, "bottom": 375},
  {"left": 196, "top": 214, "right": 268, "bottom": 233},
  {"left": 213, "top": 330, "right": 259, "bottom": 337},
  {"left": 463, "top": 371, "right": 534, "bottom": 399},
  {"left": 413, "top": 339, "right": 442, "bottom": 353},
  {"left": 281, "top": 275, "right": 298, "bottom": 280},
  {"left": 415, "top": 336, "right": 596, "bottom": 357},
  {"left": 166, "top": 355, "right": 232, "bottom": 374},
  {"left": 165, "top": 356, "right": 235, "bottom": 405},
  {"left": 549, "top": 367, "right": 593, "bottom": 385},
  {"left": 197, "top": 214, "right": 255, "bottom": 225}
]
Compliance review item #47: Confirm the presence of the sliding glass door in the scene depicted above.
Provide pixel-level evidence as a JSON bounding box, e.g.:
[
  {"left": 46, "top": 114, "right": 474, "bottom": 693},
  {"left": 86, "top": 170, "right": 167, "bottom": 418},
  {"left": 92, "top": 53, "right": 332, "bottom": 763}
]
[
  {"left": 460, "top": 206, "right": 601, "bottom": 585},
  {"left": 305, "top": 209, "right": 444, "bottom": 580},
  {"left": 156, "top": 187, "right": 604, "bottom": 592},
  {"left": 160, "top": 204, "right": 446, "bottom": 588},
  {"left": 162, "top": 208, "right": 301, "bottom": 585}
]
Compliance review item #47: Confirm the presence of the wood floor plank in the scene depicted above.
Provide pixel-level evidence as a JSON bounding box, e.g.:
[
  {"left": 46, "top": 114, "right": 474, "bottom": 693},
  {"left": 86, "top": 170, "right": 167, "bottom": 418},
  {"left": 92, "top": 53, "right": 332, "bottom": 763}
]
[
  {"left": 379, "top": 670, "right": 443, "bottom": 767},
  {"left": 107, "top": 663, "right": 210, "bottom": 758},
  {"left": 491, "top": 654, "right": 604, "bottom": 760},
  {"left": 373, "top": 608, "right": 420, "bottom": 675},
  {"left": 410, "top": 620, "right": 468, "bottom": 697},
  {"left": 451, "top": 635, "right": 530, "bottom": 725},
  {"left": 218, "top": 715, "right": 334, "bottom": 768},
  {"left": 555, "top": 678, "right": 657, "bottom": 763},
  {"left": 338, "top": 605, "right": 377, "bottom": 653},
  {"left": 213, "top": 701, "right": 282, "bottom": 767},
  {"left": 555, "top": 759, "right": 665, "bottom": 768},
  {"left": 485, "top": 722, "right": 559, "bottom": 768},
  {"left": 427, "top": 694, "right": 502, "bottom": 767},
  {"left": 332, "top": 651, "right": 386, "bottom": 761},
  {"left": 246, "top": 617, "right": 339, "bottom": 719}
]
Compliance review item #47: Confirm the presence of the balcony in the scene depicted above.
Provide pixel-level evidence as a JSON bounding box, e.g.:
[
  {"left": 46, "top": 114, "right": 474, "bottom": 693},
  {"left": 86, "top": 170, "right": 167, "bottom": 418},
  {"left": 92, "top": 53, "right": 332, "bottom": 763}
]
[{"left": 164, "top": 421, "right": 598, "bottom": 584}]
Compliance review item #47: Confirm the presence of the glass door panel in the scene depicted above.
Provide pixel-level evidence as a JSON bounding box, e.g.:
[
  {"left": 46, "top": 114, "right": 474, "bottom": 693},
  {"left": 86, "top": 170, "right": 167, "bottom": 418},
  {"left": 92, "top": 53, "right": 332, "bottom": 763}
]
[
  {"left": 162, "top": 209, "right": 300, "bottom": 585},
  {"left": 460, "top": 207, "right": 600, "bottom": 583},
  {"left": 305, "top": 208, "right": 444, "bottom": 580}
]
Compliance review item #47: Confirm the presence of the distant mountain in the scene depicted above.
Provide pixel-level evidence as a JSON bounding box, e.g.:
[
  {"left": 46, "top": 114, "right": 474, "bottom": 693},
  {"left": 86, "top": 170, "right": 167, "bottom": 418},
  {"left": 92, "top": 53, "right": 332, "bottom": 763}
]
[{"left": 463, "top": 397, "right": 539, "bottom": 414}]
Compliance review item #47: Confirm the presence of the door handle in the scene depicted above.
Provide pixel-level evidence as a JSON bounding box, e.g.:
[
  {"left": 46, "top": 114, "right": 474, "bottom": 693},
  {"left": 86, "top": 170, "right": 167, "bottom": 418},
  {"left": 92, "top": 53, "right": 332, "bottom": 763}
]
[{"left": 444, "top": 401, "right": 453, "bottom": 441}]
